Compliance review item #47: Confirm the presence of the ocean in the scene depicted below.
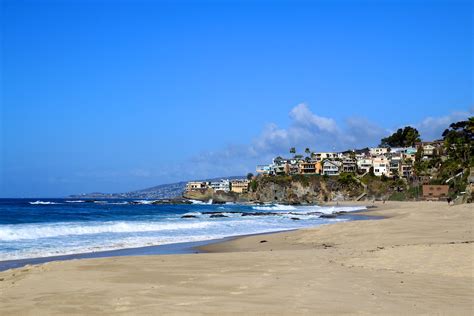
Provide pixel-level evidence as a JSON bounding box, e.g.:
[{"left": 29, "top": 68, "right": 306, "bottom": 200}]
[{"left": 0, "top": 199, "right": 366, "bottom": 264}]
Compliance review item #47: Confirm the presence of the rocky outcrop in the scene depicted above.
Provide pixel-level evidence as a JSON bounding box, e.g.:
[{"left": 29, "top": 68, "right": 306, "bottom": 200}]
[
  {"left": 183, "top": 189, "right": 248, "bottom": 203},
  {"left": 183, "top": 175, "right": 364, "bottom": 204},
  {"left": 246, "top": 175, "right": 364, "bottom": 204}
]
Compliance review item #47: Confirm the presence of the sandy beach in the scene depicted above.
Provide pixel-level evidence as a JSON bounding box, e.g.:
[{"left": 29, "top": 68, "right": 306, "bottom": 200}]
[{"left": 0, "top": 201, "right": 472, "bottom": 315}]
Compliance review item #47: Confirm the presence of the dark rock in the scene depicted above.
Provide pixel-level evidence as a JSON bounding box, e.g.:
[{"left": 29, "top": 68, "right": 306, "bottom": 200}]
[
  {"left": 307, "top": 212, "right": 323, "bottom": 215},
  {"left": 202, "top": 211, "right": 242, "bottom": 215},
  {"left": 212, "top": 200, "right": 226, "bottom": 204},
  {"left": 210, "top": 214, "right": 228, "bottom": 218},
  {"left": 241, "top": 212, "right": 278, "bottom": 217},
  {"left": 260, "top": 240, "right": 268, "bottom": 243},
  {"left": 319, "top": 214, "right": 337, "bottom": 218},
  {"left": 291, "top": 217, "right": 300, "bottom": 220},
  {"left": 181, "top": 215, "right": 198, "bottom": 219}
]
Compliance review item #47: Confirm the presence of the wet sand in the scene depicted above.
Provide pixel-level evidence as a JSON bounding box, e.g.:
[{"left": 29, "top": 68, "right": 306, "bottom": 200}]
[{"left": 0, "top": 201, "right": 472, "bottom": 315}]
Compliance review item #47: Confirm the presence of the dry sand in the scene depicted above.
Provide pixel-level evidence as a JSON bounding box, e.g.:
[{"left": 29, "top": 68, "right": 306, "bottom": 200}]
[{"left": 0, "top": 201, "right": 472, "bottom": 315}]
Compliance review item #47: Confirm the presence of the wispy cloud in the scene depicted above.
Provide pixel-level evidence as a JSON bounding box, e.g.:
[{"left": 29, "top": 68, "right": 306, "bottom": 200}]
[
  {"left": 415, "top": 108, "right": 473, "bottom": 141},
  {"left": 249, "top": 103, "right": 386, "bottom": 155}
]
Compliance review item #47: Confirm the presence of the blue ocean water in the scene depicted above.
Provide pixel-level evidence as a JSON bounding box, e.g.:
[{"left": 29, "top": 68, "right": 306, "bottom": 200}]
[{"left": 0, "top": 199, "right": 366, "bottom": 261}]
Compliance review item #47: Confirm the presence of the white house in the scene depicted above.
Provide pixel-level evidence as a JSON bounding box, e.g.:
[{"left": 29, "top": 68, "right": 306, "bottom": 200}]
[
  {"left": 322, "top": 160, "right": 342, "bottom": 176},
  {"left": 369, "top": 147, "right": 389, "bottom": 157},
  {"left": 256, "top": 164, "right": 274, "bottom": 175},
  {"left": 357, "top": 158, "right": 373, "bottom": 174},
  {"left": 422, "top": 144, "right": 436, "bottom": 157},
  {"left": 313, "top": 152, "right": 342, "bottom": 162},
  {"left": 209, "top": 179, "right": 230, "bottom": 192},
  {"left": 372, "top": 157, "right": 390, "bottom": 177}
]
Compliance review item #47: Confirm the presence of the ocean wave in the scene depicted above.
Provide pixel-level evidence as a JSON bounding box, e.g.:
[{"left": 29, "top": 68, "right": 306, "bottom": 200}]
[
  {"left": 29, "top": 201, "right": 60, "bottom": 205},
  {"left": 182, "top": 212, "right": 202, "bottom": 217},
  {"left": 189, "top": 199, "right": 205, "bottom": 204},
  {"left": 132, "top": 200, "right": 154, "bottom": 204},
  {"left": 252, "top": 204, "right": 298, "bottom": 211},
  {"left": 0, "top": 221, "right": 216, "bottom": 241},
  {"left": 65, "top": 200, "right": 86, "bottom": 203},
  {"left": 0, "top": 234, "right": 232, "bottom": 261},
  {"left": 252, "top": 204, "right": 365, "bottom": 214}
]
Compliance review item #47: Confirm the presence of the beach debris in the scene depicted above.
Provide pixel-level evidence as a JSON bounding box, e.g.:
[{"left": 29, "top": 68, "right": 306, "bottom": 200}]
[{"left": 260, "top": 240, "right": 268, "bottom": 243}]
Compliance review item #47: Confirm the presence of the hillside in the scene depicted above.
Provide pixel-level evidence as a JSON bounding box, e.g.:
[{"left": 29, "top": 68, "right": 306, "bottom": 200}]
[{"left": 69, "top": 176, "right": 243, "bottom": 199}]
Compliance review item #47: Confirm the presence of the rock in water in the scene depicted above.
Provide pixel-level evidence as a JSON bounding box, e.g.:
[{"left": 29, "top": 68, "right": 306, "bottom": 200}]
[{"left": 210, "top": 214, "right": 228, "bottom": 218}]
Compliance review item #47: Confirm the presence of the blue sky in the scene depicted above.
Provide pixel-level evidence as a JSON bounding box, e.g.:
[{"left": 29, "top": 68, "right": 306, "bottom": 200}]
[{"left": 1, "top": 0, "right": 472, "bottom": 197}]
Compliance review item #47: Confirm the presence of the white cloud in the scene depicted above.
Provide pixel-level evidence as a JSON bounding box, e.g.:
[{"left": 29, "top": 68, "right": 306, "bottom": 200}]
[
  {"left": 415, "top": 109, "right": 473, "bottom": 141},
  {"left": 289, "top": 103, "right": 338, "bottom": 133},
  {"left": 250, "top": 103, "right": 384, "bottom": 155}
]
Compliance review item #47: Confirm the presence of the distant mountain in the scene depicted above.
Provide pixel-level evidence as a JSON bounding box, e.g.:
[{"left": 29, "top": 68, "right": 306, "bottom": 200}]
[{"left": 69, "top": 176, "right": 245, "bottom": 199}]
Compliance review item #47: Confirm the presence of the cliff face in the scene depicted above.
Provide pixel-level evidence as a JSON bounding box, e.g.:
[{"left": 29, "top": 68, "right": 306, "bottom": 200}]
[
  {"left": 183, "top": 175, "right": 365, "bottom": 204},
  {"left": 247, "top": 175, "right": 364, "bottom": 204},
  {"left": 183, "top": 189, "right": 249, "bottom": 203}
]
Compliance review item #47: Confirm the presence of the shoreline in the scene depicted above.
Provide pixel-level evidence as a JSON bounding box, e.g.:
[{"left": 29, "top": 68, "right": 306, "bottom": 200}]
[
  {"left": 1, "top": 201, "right": 472, "bottom": 315},
  {"left": 0, "top": 206, "right": 374, "bottom": 272}
]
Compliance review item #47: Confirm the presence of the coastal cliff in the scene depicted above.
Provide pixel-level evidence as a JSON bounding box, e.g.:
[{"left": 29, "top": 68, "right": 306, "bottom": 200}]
[
  {"left": 184, "top": 174, "right": 367, "bottom": 204},
  {"left": 246, "top": 175, "right": 364, "bottom": 204}
]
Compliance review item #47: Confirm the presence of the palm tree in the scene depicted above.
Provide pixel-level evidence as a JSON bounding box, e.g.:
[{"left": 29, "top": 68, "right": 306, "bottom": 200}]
[
  {"left": 305, "top": 148, "right": 311, "bottom": 155},
  {"left": 290, "top": 147, "right": 296, "bottom": 156}
]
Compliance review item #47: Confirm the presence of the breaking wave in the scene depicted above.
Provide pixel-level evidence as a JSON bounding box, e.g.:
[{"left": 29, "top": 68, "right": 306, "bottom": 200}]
[
  {"left": 29, "top": 201, "right": 60, "bottom": 205},
  {"left": 0, "top": 221, "right": 216, "bottom": 241}
]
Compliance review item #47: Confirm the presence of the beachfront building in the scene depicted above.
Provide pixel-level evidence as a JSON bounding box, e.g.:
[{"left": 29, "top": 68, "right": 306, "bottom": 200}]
[
  {"left": 272, "top": 157, "right": 288, "bottom": 175},
  {"left": 400, "top": 161, "right": 414, "bottom": 178},
  {"left": 389, "top": 155, "right": 402, "bottom": 177},
  {"left": 342, "top": 159, "right": 357, "bottom": 173},
  {"left": 313, "top": 152, "right": 342, "bottom": 162},
  {"left": 185, "top": 181, "right": 208, "bottom": 191},
  {"left": 415, "top": 141, "right": 443, "bottom": 157},
  {"left": 372, "top": 157, "right": 390, "bottom": 177},
  {"left": 298, "top": 160, "right": 321, "bottom": 174},
  {"left": 357, "top": 158, "right": 373, "bottom": 174},
  {"left": 369, "top": 147, "right": 389, "bottom": 157},
  {"left": 421, "top": 144, "right": 436, "bottom": 157},
  {"left": 209, "top": 179, "right": 230, "bottom": 192},
  {"left": 322, "top": 160, "right": 341, "bottom": 176},
  {"left": 401, "top": 148, "right": 417, "bottom": 162},
  {"left": 230, "top": 179, "right": 250, "bottom": 193},
  {"left": 256, "top": 164, "right": 274, "bottom": 176}
]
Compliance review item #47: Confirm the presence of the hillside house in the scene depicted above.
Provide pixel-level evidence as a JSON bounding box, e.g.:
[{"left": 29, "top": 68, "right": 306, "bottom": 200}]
[
  {"left": 400, "top": 161, "right": 414, "bottom": 178},
  {"left": 230, "top": 179, "right": 250, "bottom": 193},
  {"left": 342, "top": 159, "right": 357, "bottom": 173},
  {"left": 373, "top": 157, "right": 390, "bottom": 177},
  {"left": 323, "top": 160, "right": 342, "bottom": 176},
  {"left": 298, "top": 161, "right": 318, "bottom": 174},
  {"left": 357, "top": 158, "right": 373, "bottom": 174},
  {"left": 185, "top": 181, "right": 208, "bottom": 191},
  {"left": 313, "top": 152, "right": 342, "bottom": 162},
  {"left": 389, "top": 155, "right": 402, "bottom": 177},
  {"left": 370, "top": 147, "right": 389, "bottom": 157},
  {"left": 256, "top": 164, "right": 274, "bottom": 175},
  {"left": 209, "top": 179, "right": 230, "bottom": 192}
]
